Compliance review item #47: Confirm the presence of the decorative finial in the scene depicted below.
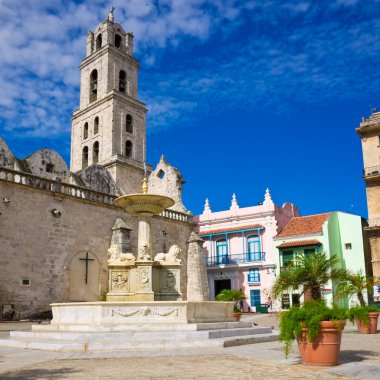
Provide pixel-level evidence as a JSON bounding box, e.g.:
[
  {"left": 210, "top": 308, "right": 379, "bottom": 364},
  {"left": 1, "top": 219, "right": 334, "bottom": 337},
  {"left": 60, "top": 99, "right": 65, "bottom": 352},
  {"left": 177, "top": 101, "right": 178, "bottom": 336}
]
[
  {"left": 142, "top": 177, "right": 148, "bottom": 194},
  {"left": 263, "top": 187, "right": 274, "bottom": 206},
  {"left": 230, "top": 193, "right": 239, "bottom": 210},
  {"left": 108, "top": 6, "right": 115, "bottom": 22},
  {"left": 203, "top": 198, "right": 211, "bottom": 214},
  {"left": 160, "top": 154, "right": 166, "bottom": 163}
]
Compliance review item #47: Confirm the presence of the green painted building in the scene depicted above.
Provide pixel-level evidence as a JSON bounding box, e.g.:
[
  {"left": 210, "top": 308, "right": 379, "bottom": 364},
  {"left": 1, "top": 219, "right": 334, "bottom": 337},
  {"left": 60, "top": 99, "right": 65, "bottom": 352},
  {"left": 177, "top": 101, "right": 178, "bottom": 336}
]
[{"left": 273, "top": 212, "right": 371, "bottom": 309}]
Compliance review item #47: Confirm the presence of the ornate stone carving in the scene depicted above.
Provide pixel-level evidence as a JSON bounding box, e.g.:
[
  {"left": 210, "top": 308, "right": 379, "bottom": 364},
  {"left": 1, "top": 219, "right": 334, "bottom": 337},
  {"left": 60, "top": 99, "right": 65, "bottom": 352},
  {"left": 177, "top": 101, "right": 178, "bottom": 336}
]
[
  {"left": 138, "top": 241, "right": 152, "bottom": 260},
  {"left": 111, "top": 272, "right": 128, "bottom": 289},
  {"left": 111, "top": 306, "right": 181, "bottom": 318},
  {"left": 154, "top": 245, "right": 182, "bottom": 264},
  {"left": 108, "top": 246, "right": 135, "bottom": 264},
  {"left": 140, "top": 269, "right": 149, "bottom": 284},
  {"left": 162, "top": 271, "right": 176, "bottom": 292}
]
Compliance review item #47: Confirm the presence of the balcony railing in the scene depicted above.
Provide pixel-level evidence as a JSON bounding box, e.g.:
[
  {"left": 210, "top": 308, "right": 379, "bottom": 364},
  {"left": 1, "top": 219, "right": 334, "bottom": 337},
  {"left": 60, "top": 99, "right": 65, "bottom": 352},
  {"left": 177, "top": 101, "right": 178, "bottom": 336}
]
[
  {"left": 206, "top": 252, "right": 265, "bottom": 266},
  {"left": 367, "top": 218, "right": 380, "bottom": 228},
  {"left": 363, "top": 165, "right": 380, "bottom": 177}
]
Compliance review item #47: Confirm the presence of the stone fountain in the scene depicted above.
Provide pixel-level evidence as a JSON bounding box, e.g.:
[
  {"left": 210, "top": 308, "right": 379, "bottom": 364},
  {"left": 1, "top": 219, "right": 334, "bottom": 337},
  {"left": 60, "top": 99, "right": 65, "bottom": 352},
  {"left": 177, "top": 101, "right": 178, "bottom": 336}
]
[
  {"left": 107, "top": 178, "right": 182, "bottom": 302},
  {"left": 0, "top": 177, "right": 279, "bottom": 352}
]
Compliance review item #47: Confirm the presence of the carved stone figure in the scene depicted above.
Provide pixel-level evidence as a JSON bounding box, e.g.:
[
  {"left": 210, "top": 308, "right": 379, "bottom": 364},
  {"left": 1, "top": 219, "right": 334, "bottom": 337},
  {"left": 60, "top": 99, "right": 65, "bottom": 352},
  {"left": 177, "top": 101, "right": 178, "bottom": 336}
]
[
  {"left": 138, "top": 241, "right": 152, "bottom": 261},
  {"left": 107, "top": 218, "right": 135, "bottom": 265},
  {"left": 108, "top": 246, "right": 135, "bottom": 264},
  {"left": 154, "top": 245, "right": 182, "bottom": 264}
]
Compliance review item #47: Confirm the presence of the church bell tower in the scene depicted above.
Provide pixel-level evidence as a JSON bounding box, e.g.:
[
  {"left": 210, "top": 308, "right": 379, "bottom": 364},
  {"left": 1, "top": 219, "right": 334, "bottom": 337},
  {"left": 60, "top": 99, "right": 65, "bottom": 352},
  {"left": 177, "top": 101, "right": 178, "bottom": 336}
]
[{"left": 70, "top": 10, "right": 148, "bottom": 194}]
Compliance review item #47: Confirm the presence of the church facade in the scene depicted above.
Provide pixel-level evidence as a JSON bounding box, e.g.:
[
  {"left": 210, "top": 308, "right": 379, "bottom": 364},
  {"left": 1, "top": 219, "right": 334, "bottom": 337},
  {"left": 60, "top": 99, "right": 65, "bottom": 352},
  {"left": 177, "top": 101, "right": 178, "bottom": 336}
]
[{"left": 0, "top": 13, "right": 193, "bottom": 319}]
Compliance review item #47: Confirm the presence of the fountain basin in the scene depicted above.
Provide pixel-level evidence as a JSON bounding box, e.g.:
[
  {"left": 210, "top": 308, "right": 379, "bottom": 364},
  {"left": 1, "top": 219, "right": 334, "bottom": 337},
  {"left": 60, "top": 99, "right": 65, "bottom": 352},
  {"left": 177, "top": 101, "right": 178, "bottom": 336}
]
[
  {"left": 115, "top": 194, "right": 175, "bottom": 215},
  {"left": 50, "top": 301, "right": 234, "bottom": 325}
]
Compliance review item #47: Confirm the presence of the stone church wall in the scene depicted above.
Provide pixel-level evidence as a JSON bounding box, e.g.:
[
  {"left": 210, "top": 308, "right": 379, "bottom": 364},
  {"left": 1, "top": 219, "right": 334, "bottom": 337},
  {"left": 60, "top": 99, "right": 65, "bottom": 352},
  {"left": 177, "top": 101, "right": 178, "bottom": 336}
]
[{"left": 0, "top": 175, "right": 192, "bottom": 319}]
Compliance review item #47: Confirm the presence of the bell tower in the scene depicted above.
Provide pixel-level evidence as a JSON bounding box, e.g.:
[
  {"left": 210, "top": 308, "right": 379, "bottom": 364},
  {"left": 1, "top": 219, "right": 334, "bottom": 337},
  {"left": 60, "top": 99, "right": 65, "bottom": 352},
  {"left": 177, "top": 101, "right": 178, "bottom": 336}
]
[{"left": 70, "top": 10, "right": 148, "bottom": 194}]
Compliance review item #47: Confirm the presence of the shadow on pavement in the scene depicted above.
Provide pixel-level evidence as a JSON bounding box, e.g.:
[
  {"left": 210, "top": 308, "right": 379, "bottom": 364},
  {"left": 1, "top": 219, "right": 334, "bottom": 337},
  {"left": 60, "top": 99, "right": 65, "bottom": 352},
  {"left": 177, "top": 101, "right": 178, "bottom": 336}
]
[
  {"left": 339, "top": 349, "right": 380, "bottom": 364},
  {"left": 0, "top": 367, "right": 79, "bottom": 379}
]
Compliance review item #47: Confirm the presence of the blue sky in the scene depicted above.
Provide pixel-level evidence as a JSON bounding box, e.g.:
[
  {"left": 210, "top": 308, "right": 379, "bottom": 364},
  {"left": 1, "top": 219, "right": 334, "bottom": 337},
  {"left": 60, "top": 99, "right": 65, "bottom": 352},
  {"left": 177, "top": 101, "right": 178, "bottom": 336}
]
[{"left": 0, "top": 0, "right": 379, "bottom": 217}]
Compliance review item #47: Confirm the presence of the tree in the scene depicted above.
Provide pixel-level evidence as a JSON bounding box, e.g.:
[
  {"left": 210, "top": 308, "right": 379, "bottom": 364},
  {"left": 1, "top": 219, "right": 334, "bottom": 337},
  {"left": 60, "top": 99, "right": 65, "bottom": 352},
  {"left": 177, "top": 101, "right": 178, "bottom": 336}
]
[
  {"left": 273, "top": 253, "right": 347, "bottom": 301},
  {"left": 335, "top": 270, "right": 376, "bottom": 306}
]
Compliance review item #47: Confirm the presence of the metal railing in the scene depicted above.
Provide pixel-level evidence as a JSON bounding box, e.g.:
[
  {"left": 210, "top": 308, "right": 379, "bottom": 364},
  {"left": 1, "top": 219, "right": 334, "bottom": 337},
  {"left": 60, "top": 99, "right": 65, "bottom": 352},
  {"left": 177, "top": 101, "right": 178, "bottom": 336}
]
[
  {"left": 363, "top": 165, "right": 380, "bottom": 177},
  {"left": 0, "top": 167, "right": 192, "bottom": 223},
  {"left": 206, "top": 252, "right": 265, "bottom": 266}
]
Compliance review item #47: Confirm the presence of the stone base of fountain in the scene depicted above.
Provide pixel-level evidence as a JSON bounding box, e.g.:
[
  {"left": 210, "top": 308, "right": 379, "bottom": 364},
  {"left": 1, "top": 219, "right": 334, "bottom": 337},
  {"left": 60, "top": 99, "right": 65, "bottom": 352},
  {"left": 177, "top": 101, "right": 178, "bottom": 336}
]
[{"left": 49, "top": 301, "right": 234, "bottom": 325}]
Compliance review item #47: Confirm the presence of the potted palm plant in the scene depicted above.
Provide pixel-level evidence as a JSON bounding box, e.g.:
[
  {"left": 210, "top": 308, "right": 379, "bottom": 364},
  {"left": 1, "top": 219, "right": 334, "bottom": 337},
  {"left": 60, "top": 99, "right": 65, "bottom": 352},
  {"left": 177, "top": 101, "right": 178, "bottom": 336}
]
[
  {"left": 335, "top": 270, "right": 379, "bottom": 334},
  {"left": 215, "top": 289, "right": 246, "bottom": 321},
  {"left": 273, "top": 253, "right": 348, "bottom": 365}
]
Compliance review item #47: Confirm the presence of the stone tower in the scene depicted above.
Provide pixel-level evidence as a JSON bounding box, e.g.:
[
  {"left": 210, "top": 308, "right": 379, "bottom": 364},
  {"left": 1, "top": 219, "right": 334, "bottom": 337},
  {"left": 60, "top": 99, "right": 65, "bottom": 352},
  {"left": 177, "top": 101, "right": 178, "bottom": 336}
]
[
  {"left": 356, "top": 111, "right": 380, "bottom": 298},
  {"left": 70, "top": 10, "right": 147, "bottom": 194}
]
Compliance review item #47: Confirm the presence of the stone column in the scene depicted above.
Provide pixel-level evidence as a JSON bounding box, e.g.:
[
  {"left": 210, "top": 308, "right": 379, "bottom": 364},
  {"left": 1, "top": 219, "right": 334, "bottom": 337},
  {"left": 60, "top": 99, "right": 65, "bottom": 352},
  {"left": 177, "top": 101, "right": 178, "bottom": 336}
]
[
  {"left": 186, "top": 232, "right": 210, "bottom": 301},
  {"left": 137, "top": 216, "right": 152, "bottom": 260}
]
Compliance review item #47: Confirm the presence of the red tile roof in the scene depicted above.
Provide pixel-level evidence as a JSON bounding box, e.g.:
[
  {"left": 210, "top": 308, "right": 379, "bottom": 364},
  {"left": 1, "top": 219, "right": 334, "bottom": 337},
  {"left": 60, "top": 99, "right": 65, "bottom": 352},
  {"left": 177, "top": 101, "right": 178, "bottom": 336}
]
[
  {"left": 276, "top": 213, "right": 331, "bottom": 238},
  {"left": 199, "top": 224, "right": 263, "bottom": 235},
  {"left": 276, "top": 239, "right": 322, "bottom": 248}
]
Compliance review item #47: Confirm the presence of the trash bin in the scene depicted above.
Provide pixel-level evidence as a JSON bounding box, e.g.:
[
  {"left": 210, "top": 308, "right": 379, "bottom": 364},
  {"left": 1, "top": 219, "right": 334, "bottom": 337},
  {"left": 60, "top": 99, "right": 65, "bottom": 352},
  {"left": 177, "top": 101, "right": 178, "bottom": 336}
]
[{"left": 255, "top": 303, "right": 269, "bottom": 313}]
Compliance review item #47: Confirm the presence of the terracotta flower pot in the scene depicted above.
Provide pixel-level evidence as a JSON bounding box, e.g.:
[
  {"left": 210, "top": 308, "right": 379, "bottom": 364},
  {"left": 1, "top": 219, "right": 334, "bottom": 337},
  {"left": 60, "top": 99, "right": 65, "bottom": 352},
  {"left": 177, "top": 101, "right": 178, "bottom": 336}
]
[
  {"left": 297, "top": 320, "right": 346, "bottom": 366},
  {"left": 355, "top": 312, "right": 379, "bottom": 334},
  {"left": 232, "top": 312, "right": 242, "bottom": 322}
]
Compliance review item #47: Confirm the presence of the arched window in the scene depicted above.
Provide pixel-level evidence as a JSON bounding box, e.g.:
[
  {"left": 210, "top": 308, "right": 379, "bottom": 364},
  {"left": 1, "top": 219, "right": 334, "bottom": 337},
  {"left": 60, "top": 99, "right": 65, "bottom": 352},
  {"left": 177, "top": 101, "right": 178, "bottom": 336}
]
[
  {"left": 93, "top": 141, "right": 99, "bottom": 164},
  {"left": 90, "top": 69, "right": 98, "bottom": 103},
  {"left": 82, "top": 146, "right": 89, "bottom": 169},
  {"left": 83, "top": 122, "right": 89, "bottom": 139},
  {"left": 115, "top": 34, "right": 122, "bottom": 48},
  {"left": 125, "top": 140, "right": 133, "bottom": 158},
  {"left": 216, "top": 239, "right": 228, "bottom": 264},
  {"left": 126, "top": 113, "right": 133, "bottom": 133},
  {"left": 119, "top": 70, "right": 126, "bottom": 92},
  {"left": 96, "top": 34, "right": 102, "bottom": 50},
  {"left": 247, "top": 235, "right": 261, "bottom": 261},
  {"left": 94, "top": 117, "right": 99, "bottom": 134}
]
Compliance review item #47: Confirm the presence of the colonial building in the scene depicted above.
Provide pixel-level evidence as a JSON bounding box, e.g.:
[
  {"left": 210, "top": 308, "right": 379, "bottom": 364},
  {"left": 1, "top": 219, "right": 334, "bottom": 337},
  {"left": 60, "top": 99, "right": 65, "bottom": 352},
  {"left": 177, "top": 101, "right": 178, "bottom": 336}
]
[
  {"left": 274, "top": 212, "right": 370, "bottom": 309},
  {"left": 193, "top": 190, "right": 299, "bottom": 312},
  {"left": 0, "top": 12, "right": 192, "bottom": 319},
  {"left": 356, "top": 111, "right": 380, "bottom": 302}
]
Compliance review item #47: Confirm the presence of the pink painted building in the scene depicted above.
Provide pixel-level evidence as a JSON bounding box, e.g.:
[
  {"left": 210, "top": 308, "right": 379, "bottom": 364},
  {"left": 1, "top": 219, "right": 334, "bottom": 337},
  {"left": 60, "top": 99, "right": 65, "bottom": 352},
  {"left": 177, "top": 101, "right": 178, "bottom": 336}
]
[{"left": 193, "top": 190, "right": 299, "bottom": 312}]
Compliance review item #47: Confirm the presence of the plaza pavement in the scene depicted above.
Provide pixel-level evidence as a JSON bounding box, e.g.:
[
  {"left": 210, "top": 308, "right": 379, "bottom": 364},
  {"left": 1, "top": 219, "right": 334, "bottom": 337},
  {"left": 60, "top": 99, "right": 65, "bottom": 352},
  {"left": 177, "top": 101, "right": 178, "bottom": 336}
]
[{"left": 0, "top": 313, "right": 379, "bottom": 379}]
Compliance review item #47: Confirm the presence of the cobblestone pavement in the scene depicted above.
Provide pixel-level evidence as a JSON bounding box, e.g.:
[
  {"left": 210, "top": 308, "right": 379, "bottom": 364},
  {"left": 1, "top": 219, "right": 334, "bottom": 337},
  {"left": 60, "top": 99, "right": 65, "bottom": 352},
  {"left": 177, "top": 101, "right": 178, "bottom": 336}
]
[{"left": 0, "top": 315, "right": 379, "bottom": 380}]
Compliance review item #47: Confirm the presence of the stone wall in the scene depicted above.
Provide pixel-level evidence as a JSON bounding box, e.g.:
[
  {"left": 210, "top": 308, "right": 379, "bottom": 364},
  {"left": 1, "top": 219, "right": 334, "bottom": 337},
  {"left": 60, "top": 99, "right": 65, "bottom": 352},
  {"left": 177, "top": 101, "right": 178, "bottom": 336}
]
[{"left": 0, "top": 176, "right": 193, "bottom": 319}]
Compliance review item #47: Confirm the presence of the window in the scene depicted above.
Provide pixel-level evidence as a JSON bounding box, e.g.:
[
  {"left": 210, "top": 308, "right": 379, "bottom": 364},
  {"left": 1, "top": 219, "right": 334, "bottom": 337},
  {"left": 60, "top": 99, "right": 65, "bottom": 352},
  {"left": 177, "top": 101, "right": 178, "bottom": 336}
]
[
  {"left": 250, "top": 289, "right": 261, "bottom": 307},
  {"left": 216, "top": 239, "right": 228, "bottom": 264},
  {"left": 345, "top": 243, "right": 352, "bottom": 250},
  {"left": 115, "top": 34, "right": 122, "bottom": 48},
  {"left": 157, "top": 169, "right": 165, "bottom": 179},
  {"left": 83, "top": 122, "right": 89, "bottom": 139},
  {"left": 93, "top": 141, "right": 99, "bottom": 164},
  {"left": 96, "top": 34, "right": 102, "bottom": 50},
  {"left": 90, "top": 69, "right": 98, "bottom": 103},
  {"left": 46, "top": 163, "right": 54, "bottom": 173},
  {"left": 126, "top": 114, "right": 133, "bottom": 133},
  {"left": 304, "top": 248, "right": 315, "bottom": 257},
  {"left": 21, "top": 278, "right": 30, "bottom": 286},
  {"left": 282, "top": 250, "right": 293, "bottom": 269},
  {"left": 248, "top": 268, "right": 260, "bottom": 283},
  {"left": 119, "top": 70, "right": 126, "bottom": 92},
  {"left": 378, "top": 136, "right": 380, "bottom": 146},
  {"left": 247, "top": 235, "right": 261, "bottom": 261},
  {"left": 82, "top": 146, "right": 88, "bottom": 169},
  {"left": 94, "top": 117, "right": 99, "bottom": 134},
  {"left": 125, "top": 140, "right": 133, "bottom": 158}
]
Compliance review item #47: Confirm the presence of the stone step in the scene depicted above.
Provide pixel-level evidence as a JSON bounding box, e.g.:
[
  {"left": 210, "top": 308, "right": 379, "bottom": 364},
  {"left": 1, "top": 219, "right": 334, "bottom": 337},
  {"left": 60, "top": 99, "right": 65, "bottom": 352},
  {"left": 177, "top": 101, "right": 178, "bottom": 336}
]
[
  {"left": 31, "top": 321, "right": 253, "bottom": 333},
  {"left": 0, "top": 337, "right": 84, "bottom": 352},
  {"left": 11, "top": 326, "right": 270, "bottom": 341},
  {"left": 222, "top": 332, "right": 280, "bottom": 347}
]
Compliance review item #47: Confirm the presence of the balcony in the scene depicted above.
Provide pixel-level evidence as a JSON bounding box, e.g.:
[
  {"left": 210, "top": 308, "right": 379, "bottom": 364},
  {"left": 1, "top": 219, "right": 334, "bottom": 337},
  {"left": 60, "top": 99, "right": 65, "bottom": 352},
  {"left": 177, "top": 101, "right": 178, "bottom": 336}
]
[
  {"left": 206, "top": 252, "right": 265, "bottom": 267},
  {"left": 363, "top": 165, "right": 380, "bottom": 178}
]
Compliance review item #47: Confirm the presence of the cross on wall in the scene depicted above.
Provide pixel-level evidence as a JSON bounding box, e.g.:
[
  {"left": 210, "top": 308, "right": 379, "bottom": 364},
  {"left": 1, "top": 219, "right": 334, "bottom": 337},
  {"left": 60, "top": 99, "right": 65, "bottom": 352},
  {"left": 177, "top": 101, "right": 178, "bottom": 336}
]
[{"left": 79, "top": 252, "right": 95, "bottom": 284}]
